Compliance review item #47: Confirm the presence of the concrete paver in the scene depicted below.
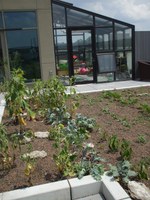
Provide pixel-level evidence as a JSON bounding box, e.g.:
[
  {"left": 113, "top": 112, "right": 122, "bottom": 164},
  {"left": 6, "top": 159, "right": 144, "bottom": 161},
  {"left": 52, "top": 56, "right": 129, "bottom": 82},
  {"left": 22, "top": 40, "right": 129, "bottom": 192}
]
[{"left": 72, "top": 80, "right": 150, "bottom": 94}]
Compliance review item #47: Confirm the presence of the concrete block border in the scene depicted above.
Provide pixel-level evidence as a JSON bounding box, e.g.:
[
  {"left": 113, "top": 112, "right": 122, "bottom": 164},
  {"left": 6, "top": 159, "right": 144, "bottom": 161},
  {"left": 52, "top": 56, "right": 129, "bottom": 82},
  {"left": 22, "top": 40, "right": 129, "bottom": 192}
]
[{"left": 0, "top": 175, "right": 131, "bottom": 200}]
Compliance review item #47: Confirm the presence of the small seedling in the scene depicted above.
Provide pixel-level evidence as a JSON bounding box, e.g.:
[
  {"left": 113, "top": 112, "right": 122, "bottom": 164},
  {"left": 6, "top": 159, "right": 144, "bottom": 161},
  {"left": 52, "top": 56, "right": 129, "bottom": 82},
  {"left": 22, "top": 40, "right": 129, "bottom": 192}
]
[
  {"left": 120, "top": 139, "right": 132, "bottom": 160},
  {"left": 137, "top": 134, "right": 147, "bottom": 144},
  {"left": 139, "top": 103, "right": 150, "bottom": 115},
  {"left": 108, "top": 135, "right": 120, "bottom": 152}
]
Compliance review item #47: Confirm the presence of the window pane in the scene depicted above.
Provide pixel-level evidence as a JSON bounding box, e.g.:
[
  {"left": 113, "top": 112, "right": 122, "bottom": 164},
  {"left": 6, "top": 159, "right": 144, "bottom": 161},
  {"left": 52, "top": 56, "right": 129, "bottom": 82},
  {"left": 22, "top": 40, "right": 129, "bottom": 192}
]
[
  {"left": 54, "top": 29, "right": 67, "bottom": 51},
  {"left": 53, "top": 29, "right": 68, "bottom": 75},
  {"left": 97, "top": 53, "right": 116, "bottom": 73},
  {"left": 67, "top": 9, "right": 93, "bottom": 27},
  {"left": 4, "top": 12, "right": 37, "bottom": 29},
  {"left": 125, "top": 29, "right": 132, "bottom": 50},
  {"left": 95, "top": 17, "right": 112, "bottom": 27},
  {"left": 6, "top": 30, "right": 41, "bottom": 80},
  {"left": 116, "top": 52, "right": 131, "bottom": 81},
  {"left": 116, "top": 31, "right": 123, "bottom": 50},
  {"left": 96, "top": 28, "right": 113, "bottom": 51},
  {"left": 0, "top": 13, "right": 3, "bottom": 28},
  {"left": 52, "top": 4, "right": 66, "bottom": 28},
  {"left": 115, "top": 23, "right": 129, "bottom": 50}
]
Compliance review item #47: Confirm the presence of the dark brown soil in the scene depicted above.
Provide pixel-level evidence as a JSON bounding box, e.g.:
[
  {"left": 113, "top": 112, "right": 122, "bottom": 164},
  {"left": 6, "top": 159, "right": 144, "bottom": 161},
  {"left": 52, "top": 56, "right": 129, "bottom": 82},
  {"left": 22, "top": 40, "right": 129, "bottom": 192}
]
[{"left": 0, "top": 86, "right": 150, "bottom": 193}]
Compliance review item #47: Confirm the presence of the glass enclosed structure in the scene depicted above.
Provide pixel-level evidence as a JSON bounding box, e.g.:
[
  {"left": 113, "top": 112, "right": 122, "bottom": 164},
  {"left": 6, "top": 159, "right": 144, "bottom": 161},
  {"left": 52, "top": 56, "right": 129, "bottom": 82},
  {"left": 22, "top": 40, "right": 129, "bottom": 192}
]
[
  {"left": 0, "top": 0, "right": 135, "bottom": 84},
  {"left": 52, "top": 0, "right": 135, "bottom": 84}
]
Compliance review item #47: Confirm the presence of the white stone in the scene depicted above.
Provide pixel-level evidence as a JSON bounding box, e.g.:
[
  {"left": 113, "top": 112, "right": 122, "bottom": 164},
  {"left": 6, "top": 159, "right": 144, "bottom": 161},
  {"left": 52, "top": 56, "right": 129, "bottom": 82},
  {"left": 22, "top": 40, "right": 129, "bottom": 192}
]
[
  {"left": 22, "top": 136, "right": 32, "bottom": 143},
  {"left": 23, "top": 150, "right": 47, "bottom": 159},
  {"left": 34, "top": 131, "right": 49, "bottom": 138},
  {"left": 128, "top": 181, "right": 150, "bottom": 200}
]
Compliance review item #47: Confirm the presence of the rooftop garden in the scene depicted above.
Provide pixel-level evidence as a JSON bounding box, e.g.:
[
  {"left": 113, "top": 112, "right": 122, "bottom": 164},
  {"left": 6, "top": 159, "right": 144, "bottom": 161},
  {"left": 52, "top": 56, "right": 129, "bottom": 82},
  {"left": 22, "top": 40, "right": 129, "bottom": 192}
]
[{"left": 0, "top": 69, "right": 149, "bottom": 198}]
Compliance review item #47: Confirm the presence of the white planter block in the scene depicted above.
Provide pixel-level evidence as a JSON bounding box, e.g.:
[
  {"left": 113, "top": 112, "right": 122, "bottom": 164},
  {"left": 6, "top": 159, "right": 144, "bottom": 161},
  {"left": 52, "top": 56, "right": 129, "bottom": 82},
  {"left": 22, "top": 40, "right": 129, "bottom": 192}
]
[
  {"left": 68, "top": 175, "right": 102, "bottom": 200},
  {"left": 0, "top": 180, "right": 70, "bottom": 200},
  {"left": 102, "top": 177, "right": 131, "bottom": 200}
]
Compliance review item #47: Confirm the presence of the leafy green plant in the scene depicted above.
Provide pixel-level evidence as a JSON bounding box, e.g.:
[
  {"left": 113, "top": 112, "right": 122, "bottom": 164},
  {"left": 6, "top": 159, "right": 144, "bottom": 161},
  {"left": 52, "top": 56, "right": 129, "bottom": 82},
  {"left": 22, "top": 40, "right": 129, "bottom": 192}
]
[
  {"left": 136, "top": 160, "right": 149, "bottom": 180},
  {"left": 5, "top": 68, "right": 35, "bottom": 127},
  {"left": 107, "top": 160, "right": 137, "bottom": 184},
  {"left": 137, "top": 134, "right": 147, "bottom": 144},
  {"left": 20, "top": 142, "right": 35, "bottom": 186},
  {"left": 108, "top": 135, "right": 120, "bottom": 152},
  {"left": 42, "top": 78, "right": 68, "bottom": 112},
  {"left": 51, "top": 124, "right": 76, "bottom": 177},
  {"left": 102, "top": 91, "right": 121, "bottom": 101},
  {"left": 139, "top": 103, "right": 150, "bottom": 115},
  {"left": 49, "top": 110, "right": 96, "bottom": 177},
  {"left": 75, "top": 143, "right": 105, "bottom": 180},
  {"left": 119, "top": 97, "right": 138, "bottom": 106},
  {"left": 0, "top": 123, "right": 11, "bottom": 170},
  {"left": 28, "top": 79, "right": 44, "bottom": 111},
  {"left": 120, "top": 139, "right": 132, "bottom": 160},
  {"left": 21, "top": 155, "right": 35, "bottom": 186},
  {"left": 76, "top": 113, "right": 95, "bottom": 131},
  {"left": 67, "top": 78, "right": 80, "bottom": 118}
]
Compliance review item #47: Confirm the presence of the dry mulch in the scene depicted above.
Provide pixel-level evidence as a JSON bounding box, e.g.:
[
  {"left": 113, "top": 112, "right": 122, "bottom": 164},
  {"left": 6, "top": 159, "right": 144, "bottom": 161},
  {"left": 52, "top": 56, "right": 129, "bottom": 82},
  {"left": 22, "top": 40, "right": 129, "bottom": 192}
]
[{"left": 0, "top": 86, "right": 150, "bottom": 193}]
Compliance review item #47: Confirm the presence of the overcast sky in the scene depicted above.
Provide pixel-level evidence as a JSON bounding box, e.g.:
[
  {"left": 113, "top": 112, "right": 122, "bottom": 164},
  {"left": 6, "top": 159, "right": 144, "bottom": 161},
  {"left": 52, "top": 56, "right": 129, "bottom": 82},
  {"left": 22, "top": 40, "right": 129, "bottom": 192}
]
[{"left": 63, "top": 0, "right": 150, "bottom": 31}]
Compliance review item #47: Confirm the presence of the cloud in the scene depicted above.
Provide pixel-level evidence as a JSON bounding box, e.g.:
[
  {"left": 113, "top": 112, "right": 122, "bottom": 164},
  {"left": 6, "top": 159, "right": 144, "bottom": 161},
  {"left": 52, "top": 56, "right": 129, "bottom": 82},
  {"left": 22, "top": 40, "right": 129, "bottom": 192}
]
[
  {"left": 113, "top": 0, "right": 150, "bottom": 21},
  {"left": 62, "top": 0, "right": 150, "bottom": 30}
]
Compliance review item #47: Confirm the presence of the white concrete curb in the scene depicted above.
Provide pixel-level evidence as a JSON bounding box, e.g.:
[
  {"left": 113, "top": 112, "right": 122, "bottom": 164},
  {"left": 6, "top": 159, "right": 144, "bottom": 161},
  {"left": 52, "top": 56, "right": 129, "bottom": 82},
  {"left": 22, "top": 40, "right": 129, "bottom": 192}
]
[
  {"left": 0, "top": 94, "right": 5, "bottom": 123},
  {"left": 0, "top": 175, "right": 131, "bottom": 200}
]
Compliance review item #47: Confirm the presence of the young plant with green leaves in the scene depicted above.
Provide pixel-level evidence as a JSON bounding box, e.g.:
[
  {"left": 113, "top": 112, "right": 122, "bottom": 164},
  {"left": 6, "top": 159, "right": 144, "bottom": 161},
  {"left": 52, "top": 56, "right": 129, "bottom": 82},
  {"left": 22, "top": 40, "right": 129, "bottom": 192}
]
[
  {"left": 20, "top": 142, "right": 35, "bottom": 186},
  {"left": 108, "top": 135, "right": 120, "bottom": 152},
  {"left": 120, "top": 139, "right": 132, "bottom": 160},
  {"left": 75, "top": 143, "right": 105, "bottom": 180},
  {"left": 5, "top": 68, "right": 35, "bottom": 127},
  {"left": 139, "top": 103, "right": 150, "bottom": 115},
  {"left": 49, "top": 111, "right": 96, "bottom": 177},
  {"left": 136, "top": 159, "right": 149, "bottom": 180},
  {"left": 50, "top": 124, "right": 76, "bottom": 177},
  {"left": 21, "top": 155, "right": 36, "bottom": 186},
  {"left": 102, "top": 91, "right": 121, "bottom": 102},
  {"left": 107, "top": 160, "right": 137, "bottom": 184},
  {"left": 137, "top": 134, "right": 147, "bottom": 144}
]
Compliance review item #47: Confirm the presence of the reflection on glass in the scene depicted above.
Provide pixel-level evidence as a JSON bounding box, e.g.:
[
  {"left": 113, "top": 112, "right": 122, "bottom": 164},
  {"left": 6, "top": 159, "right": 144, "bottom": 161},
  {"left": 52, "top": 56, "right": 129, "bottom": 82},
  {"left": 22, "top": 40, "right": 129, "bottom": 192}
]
[
  {"left": 116, "top": 31, "right": 123, "bottom": 50},
  {"left": 52, "top": 4, "right": 66, "bottom": 28},
  {"left": 96, "top": 28, "right": 113, "bottom": 51},
  {"left": 97, "top": 53, "right": 116, "bottom": 73},
  {"left": 125, "top": 29, "right": 132, "bottom": 50},
  {"left": 72, "top": 30, "right": 93, "bottom": 83},
  {"left": 4, "top": 12, "right": 37, "bottom": 29},
  {"left": 116, "top": 52, "right": 131, "bottom": 81},
  {"left": 95, "top": 17, "right": 112, "bottom": 27},
  {"left": 6, "top": 30, "right": 41, "bottom": 80},
  {"left": 67, "top": 9, "right": 93, "bottom": 27},
  {"left": 97, "top": 72, "right": 114, "bottom": 82},
  {"left": 54, "top": 28, "right": 69, "bottom": 76}
]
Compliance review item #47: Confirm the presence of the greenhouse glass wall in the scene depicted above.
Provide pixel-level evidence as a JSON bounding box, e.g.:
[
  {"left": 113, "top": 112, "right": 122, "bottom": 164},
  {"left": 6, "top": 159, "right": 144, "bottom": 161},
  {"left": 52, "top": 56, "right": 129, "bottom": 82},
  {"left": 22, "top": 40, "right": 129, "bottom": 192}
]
[{"left": 52, "top": 0, "right": 135, "bottom": 84}]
